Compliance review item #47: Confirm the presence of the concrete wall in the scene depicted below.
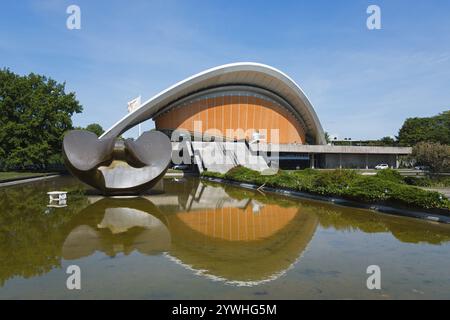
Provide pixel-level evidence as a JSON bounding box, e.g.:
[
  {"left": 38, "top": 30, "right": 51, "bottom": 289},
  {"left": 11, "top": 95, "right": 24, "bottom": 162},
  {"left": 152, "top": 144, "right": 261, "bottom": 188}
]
[
  {"left": 323, "top": 154, "right": 397, "bottom": 169},
  {"left": 253, "top": 143, "right": 412, "bottom": 155},
  {"left": 172, "top": 142, "right": 402, "bottom": 170}
]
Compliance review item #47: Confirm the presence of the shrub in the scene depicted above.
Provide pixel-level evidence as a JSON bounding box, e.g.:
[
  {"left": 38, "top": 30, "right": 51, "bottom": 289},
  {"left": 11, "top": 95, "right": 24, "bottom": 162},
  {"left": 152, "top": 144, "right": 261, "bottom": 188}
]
[
  {"left": 343, "top": 177, "right": 392, "bottom": 202},
  {"left": 224, "top": 166, "right": 260, "bottom": 183},
  {"left": 404, "top": 177, "right": 432, "bottom": 187},
  {"left": 375, "top": 169, "right": 404, "bottom": 184},
  {"left": 289, "top": 171, "right": 316, "bottom": 191},
  {"left": 202, "top": 171, "right": 225, "bottom": 179},
  {"left": 261, "top": 171, "right": 299, "bottom": 189},
  {"left": 390, "top": 185, "right": 447, "bottom": 209},
  {"left": 311, "top": 170, "right": 358, "bottom": 195},
  {"left": 404, "top": 176, "right": 450, "bottom": 188}
]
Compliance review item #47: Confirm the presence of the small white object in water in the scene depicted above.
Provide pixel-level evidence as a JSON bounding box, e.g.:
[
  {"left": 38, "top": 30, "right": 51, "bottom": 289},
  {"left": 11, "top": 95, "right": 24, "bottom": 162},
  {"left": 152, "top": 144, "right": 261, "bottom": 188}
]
[
  {"left": 47, "top": 191, "right": 67, "bottom": 201},
  {"left": 47, "top": 191, "right": 68, "bottom": 208}
]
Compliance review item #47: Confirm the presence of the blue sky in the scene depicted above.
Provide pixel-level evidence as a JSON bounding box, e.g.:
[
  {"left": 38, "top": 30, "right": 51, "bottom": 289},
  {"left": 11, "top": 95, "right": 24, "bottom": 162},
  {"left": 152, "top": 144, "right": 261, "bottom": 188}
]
[{"left": 1, "top": 0, "right": 449, "bottom": 139}]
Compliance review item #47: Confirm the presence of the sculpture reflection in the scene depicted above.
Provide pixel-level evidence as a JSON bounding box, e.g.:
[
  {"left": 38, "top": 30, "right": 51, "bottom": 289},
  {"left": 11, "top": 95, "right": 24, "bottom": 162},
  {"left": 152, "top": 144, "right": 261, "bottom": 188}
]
[{"left": 62, "top": 198, "right": 170, "bottom": 259}]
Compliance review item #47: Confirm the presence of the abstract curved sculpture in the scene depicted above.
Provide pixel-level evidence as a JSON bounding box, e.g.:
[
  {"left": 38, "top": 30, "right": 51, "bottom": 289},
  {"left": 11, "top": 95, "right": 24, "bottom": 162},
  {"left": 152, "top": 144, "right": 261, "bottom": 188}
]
[{"left": 63, "top": 130, "right": 171, "bottom": 195}]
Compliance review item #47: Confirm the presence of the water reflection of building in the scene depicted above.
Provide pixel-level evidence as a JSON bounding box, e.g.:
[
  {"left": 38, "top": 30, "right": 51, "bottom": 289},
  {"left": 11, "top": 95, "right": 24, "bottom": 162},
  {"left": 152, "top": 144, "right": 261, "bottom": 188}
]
[
  {"left": 151, "top": 179, "right": 319, "bottom": 285},
  {"left": 149, "top": 179, "right": 306, "bottom": 241},
  {"left": 62, "top": 179, "right": 319, "bottom": 286},
  {"left": 171, "top": 203, "right": 298, "bottom": 241},
  {"left": 166, "top": 208, "right": 317, "bottom": 286}
]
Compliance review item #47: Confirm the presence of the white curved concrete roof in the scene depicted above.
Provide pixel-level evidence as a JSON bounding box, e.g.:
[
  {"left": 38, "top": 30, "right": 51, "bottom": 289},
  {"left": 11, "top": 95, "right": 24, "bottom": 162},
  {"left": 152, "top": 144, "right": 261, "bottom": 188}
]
[{"left": 101, "top": 62, "right": 326, "bottom": 145}]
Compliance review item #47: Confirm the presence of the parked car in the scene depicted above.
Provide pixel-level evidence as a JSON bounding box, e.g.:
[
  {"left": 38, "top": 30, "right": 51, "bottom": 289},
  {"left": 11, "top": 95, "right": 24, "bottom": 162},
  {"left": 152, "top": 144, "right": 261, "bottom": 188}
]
[
  {"left": 414, "top": 165, "right": 430, "bottom": 171},
  {"left": 375, "top": 164, "right": 389, "bottom": 170}
]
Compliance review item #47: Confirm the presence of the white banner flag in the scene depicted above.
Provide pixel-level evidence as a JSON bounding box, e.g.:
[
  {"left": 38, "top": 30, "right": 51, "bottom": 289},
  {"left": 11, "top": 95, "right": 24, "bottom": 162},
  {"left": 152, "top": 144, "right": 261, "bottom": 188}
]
[{"left": 127, "top": 96, "right": 141, "bottom": 113}]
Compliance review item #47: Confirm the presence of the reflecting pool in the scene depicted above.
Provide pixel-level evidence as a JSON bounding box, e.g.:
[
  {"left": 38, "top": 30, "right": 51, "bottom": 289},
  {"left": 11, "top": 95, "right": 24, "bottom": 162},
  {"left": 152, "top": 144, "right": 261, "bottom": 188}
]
[{"left": 1, "top": 176, "right": 450, "bottom": 299}]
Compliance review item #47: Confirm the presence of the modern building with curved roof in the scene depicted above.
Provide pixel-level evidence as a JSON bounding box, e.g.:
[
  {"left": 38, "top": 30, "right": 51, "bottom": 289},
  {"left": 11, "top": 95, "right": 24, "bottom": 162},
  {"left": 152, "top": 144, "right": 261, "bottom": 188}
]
[
  {"left": 101, "top": 62, "right": 326, "bottom": 145},
  {"left": 101, "top": 62, "right": 412, "bottom": 171}
]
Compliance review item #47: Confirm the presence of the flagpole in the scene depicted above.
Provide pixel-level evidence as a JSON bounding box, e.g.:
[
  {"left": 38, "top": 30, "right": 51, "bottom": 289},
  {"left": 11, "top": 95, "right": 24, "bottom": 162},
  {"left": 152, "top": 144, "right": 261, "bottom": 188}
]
[
  {"left": 127, "top": 95, "right": 142, "bottom": 139},
  {"left": 138, "top": 95, "right": 141, "bottom": 138}
]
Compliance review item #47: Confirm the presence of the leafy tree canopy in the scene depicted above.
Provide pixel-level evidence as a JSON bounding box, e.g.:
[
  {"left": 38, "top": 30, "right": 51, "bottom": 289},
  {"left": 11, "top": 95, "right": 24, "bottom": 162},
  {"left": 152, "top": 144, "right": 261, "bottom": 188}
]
[
  {"left": 379, "top": 136, "right": 396, "bottom": 145},
  {"left": 0, "top": 69, "right": 82, "bottom": 169},
  {"left": 332, "top": 136, "right": 396, "bottom": 147},
  {"left": 397, "top": 111, "right": 450, "bottom": 146},
  {"left": 76, "top": 123, "right": 104, "bottom": 137},
  {"left": 412, "top": 142, "right": 450, "bottom": 173},
  {"left": 324, "top": 132, "right": 331, "bottom": 144}
]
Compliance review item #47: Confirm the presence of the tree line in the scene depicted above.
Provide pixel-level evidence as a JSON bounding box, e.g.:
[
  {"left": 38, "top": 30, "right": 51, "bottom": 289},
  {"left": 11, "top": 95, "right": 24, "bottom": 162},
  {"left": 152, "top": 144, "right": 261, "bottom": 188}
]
[
  {"left": 398, "top": 111, "right": 449, "bottom": 172},
  {"left": 0, "top": 69, "right": 104, "bottom": 171},
  {"left": 326, "top": 111, "right": 450, "bottom": 172}
]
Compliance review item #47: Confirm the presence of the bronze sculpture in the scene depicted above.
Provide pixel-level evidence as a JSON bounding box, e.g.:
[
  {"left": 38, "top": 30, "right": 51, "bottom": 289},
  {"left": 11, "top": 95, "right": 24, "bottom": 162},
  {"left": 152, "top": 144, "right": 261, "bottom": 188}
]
[{"left": 63, "top": 130, "right": 171, "bottom": 195}]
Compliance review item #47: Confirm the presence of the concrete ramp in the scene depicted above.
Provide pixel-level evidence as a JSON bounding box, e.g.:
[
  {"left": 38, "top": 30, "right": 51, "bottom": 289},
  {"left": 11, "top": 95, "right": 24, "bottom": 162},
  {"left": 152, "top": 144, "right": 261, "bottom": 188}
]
[{"left": 191, "top": 141, "right": 269, "bottom": 174}]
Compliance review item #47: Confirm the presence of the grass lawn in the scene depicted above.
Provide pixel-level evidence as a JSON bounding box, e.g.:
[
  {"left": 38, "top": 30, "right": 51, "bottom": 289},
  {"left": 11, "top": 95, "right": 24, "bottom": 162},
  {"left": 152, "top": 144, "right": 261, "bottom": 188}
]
[{"left": 0, "top": 172, "right": 51, "bottom": 182}]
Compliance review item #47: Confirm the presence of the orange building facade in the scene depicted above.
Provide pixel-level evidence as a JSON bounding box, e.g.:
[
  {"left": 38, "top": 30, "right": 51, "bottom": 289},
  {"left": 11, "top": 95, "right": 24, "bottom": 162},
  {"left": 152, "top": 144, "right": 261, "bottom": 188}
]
[{"left": 154, "top": 89, "right": 307, "bottom": 144}]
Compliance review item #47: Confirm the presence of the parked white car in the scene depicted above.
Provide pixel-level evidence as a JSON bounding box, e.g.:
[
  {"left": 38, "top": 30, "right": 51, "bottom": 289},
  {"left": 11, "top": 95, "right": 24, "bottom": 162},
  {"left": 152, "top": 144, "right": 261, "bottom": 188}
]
[{"left": 375, "top": 164, "right": 389, "bottom": 170}]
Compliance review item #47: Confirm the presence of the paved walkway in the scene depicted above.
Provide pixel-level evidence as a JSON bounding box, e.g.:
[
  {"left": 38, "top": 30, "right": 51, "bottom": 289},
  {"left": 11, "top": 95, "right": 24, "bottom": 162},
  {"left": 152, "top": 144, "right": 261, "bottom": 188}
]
[
  {"left": 0, "top": 174, "right": 60, "bottom": 187},
  {"left": 164, "top": 171, "right": 199, "bottom": 178}
]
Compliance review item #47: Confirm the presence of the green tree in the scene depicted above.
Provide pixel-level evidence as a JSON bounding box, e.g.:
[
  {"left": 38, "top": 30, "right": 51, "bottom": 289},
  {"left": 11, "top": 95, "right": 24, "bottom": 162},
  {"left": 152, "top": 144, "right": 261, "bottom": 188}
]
[
  {"left": 379, "top": 136, "right": 396, "bottom": 146},
  {"left": 412, "top": 142, "right": 450, "bottom": 172},
  {"left": 0, "top": 69, "right": 82, "bottom": 169},
  {"left": 85, "top": 123, "right": 104, "bottom": 137},
  {"left": 397, "top": 111, "right": 450, "bottom": 146},
  {"left": 324, "top": 132, "right": 331, "bottom": 144}
]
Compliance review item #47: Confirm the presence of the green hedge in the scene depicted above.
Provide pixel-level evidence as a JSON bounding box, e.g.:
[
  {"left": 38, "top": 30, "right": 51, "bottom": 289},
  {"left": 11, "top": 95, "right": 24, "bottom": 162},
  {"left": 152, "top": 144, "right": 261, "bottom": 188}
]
[
  {"left": 373, "top": 169, "right": 450, "bottom": 188},
  {"left": 202, "top": 167, "right": 450, "bottom": 211},
  {"left": 202, "top": 171, "right": 226, "bottom": 179},
  {"left": 375, "top": 169, "right": 405, "bottom": 184}
]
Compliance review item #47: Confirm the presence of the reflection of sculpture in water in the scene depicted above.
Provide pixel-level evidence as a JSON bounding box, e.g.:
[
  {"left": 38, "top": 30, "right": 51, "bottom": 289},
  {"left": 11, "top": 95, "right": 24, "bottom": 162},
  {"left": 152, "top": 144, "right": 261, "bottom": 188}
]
[
  {"left": 62, "top": 198, "right": 171, "bottom": 259},
  {"left": 62, "top": 130, "right": 172, "bottom": 196}
]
